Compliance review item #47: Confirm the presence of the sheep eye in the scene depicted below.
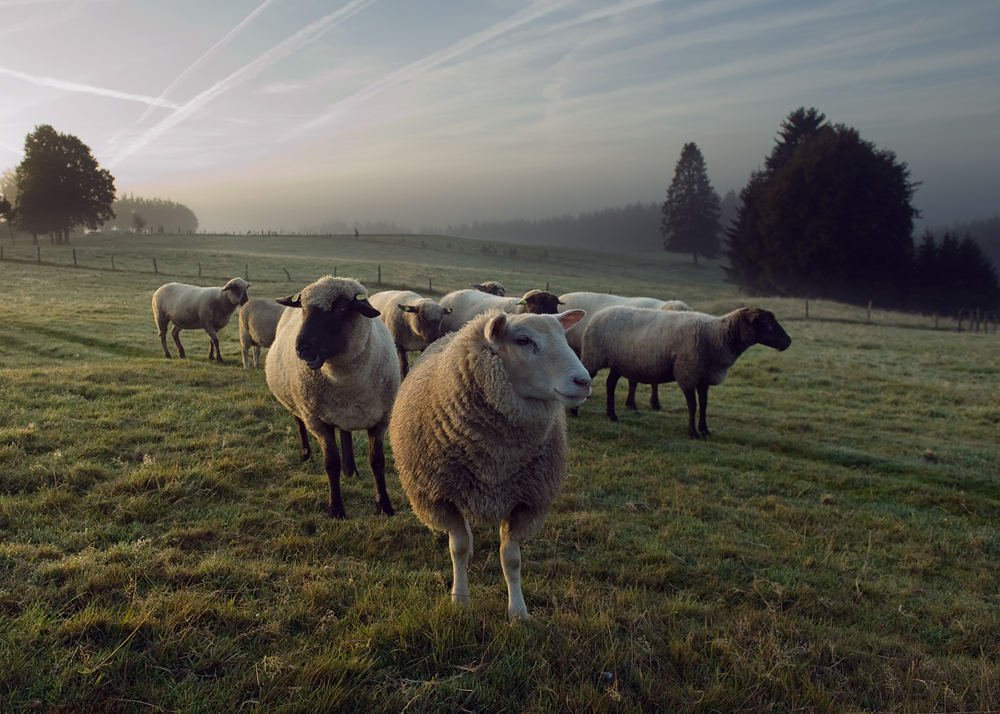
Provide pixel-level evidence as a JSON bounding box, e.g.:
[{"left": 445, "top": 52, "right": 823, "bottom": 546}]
[{"left": 514, "top": 336, "right": 533, "bottom": 347}]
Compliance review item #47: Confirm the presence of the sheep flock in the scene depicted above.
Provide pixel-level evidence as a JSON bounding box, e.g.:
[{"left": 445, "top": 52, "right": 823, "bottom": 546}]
[{"left": 150, "top": 274, "right": 790, "bottom": 619}]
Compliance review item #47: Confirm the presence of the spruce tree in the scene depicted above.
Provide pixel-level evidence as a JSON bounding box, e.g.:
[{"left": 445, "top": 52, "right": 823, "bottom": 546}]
[{"left": 661, "top": 142, "right": 721, "bottom": 265}]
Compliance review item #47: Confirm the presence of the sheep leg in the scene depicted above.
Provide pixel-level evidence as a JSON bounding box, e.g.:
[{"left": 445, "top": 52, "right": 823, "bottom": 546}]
[
  {"left": 443, "top": 505, "right": 473, "bottom": 607},
  {"left": 683, "top": 388, "right": 700, "bottom": 439},
  {"left": 650, "top": 383, "right": 661, "bottom": 411},
  {"left": 315, "top": 422, "right": 346, "bottom": 519},
  {"left": 294, "top": 416, "right": 312, "bottom": 462},
  {"left": 367, "top": 429, "right": 395, "bottom": 516},
  {"left": 171, "top": 325, "right": 186, "bottom": 359},
  {"left": 158, "top": 324, "right": 172, "bottom": 358},
  {"left": 339, "top": 429, "right": 358, "bottom": 477},
  {"left": 697, "top": 383, "right": 711, "bottom": 437},
  {"left": 605, "top": 371, "right": 621, "bottom": 422},
  {"left": 625, "top": 380, "right": 639, "bottom": 410},
  {"left": 253, "top": 345, "right": 261, "bottom": 370},
  {"left": 500, "top": 520, "right": 528, "bottom": 620},
  {"left": 397, "top": 347, "right": 409, "bottom": 380},
  {"left": 205, "top": 329, "right": 223, "bottom": 363}
]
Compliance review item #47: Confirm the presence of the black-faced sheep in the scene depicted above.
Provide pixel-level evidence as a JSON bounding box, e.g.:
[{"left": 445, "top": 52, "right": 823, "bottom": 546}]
[
  {"left": 559, "top": 292, "right": 693, "bottom": 413},
  {"left": 469, "top": 281, "right": 506, "bottom": 296},
  {"left": 438, "top": 288, "right": 563, "bottom": 334},
  {"left": 367, "top": 290, "right": 452, "bottom": 378},
  {"left": 152, "top": 278, "right": 251, "bottom": 363},
  {"left": 239, "top": 298, "right": 288, "bottom": 369},
  {"left": 389, "top": 309, "right": 591, "bottom": 620},
  {"left": 580, "top": 306, "right": 791, "bottom": 438},
  {"left": 265, "top": 276, "right": 399, "bottom": 519}
]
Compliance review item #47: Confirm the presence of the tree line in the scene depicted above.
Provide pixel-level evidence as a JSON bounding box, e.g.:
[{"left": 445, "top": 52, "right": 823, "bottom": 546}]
[
  {"left": 659, "top": 108, "right": 999, "bottom": 317},
  {"left": 0, "top": 125, "right": 198, "bottom": 243}
]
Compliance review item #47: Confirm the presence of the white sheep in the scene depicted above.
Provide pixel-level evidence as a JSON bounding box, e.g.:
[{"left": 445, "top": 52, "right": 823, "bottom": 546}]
[
  {"left": 389, "top": 309, "right": 591, "bottom": 620},
  {"left": 367, "top": 290, "right": 452, "bottom": 378},
  {"left": 469, "top": 281, "right": 506, "bottom": 296},
  {"left": 559, "top": 292, "right": 692, "bottom": 412},
  {"left": 265, "top": 276, "right": 399, "bottom": 519},
  {"left": 239, "top": 298, "right": 288, "bottom": 369},
  {"left": 580, "top": 306, "right": 791, "bottom": 438},
  {"left": 438, "top": 288, "right": 563, "bottom": 334},
  {"left": 152, "top": 277, "right": 251, "bottom": 363}
]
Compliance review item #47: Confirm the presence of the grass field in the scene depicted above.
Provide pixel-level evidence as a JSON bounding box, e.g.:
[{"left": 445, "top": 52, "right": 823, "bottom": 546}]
[{"left": 1, "top": 233, "right": 998, "bottom": 713}]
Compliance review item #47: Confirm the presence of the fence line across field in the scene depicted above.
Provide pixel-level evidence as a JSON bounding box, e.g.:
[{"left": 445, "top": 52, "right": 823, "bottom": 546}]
[{"left": 2, "top": 243, "right": 997, "bottom": 334}]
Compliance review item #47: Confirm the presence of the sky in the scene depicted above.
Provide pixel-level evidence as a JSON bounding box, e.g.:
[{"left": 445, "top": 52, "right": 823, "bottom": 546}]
[{"left": 1, "top": 0, "right": 998, "bottom": 234}]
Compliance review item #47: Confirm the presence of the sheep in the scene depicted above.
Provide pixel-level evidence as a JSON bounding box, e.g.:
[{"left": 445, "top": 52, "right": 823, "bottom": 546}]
[
  {"left": 239, "top": 298, "right": 288, "bottom": 369},
  {"left": 152, "top": 278, "right": 251, "bottom": 363},
  {"left": 367, "top": 290, "right": 452, "bottom": 378},
  {"left": 469, "top": 281, "right": 506, "bottom": 296},
  {"left": 580, "top": 306, "right": 791, "bottom": 438},
  {"left": 559, "top": 292, "right": 693, "bottom": 412},
  {"left": 438, "top": 288, "right": 563, "bottom": 334},
  {"left": 389, "top": 308, "right": 591, "bottom": 620},
  {"left": 264, "top": 276, "right": 399, "bottom": 519}
]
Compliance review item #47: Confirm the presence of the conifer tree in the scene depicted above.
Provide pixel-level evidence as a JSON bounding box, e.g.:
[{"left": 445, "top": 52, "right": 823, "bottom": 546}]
[{"left": 661, "top": 142, "right": 721, "bottom": 265}]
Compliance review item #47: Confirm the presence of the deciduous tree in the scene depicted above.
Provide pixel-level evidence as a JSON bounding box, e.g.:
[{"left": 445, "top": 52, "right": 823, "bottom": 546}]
[{"left": 12, "top": 125, "right": 116, "bottom": 244}]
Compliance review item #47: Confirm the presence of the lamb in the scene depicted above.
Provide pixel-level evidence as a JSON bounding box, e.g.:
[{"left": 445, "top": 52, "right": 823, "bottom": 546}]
[
  {"left": 367, "top": 290, "right": 452, "bottom": 378},
  {"left": 559, "top": 292, "right": 693, "bottom": 412},
  {"left": 469, "top": 281, "right": 506, "bottom": 296},
  {"left": 580, "top": 306, "right": 791, "bottom": 438},
  {"left": 438, "top": 288, "right": 563, "bottom": 334},
  {"left": 152, "top": 278, "right": 251, "bottom": 363},
  {"left": 239, "top": 298, "right": 288, "bottom": 369},
  {"left": 389, "top": 308, "right": 591, "bottom": 620},
  {"left": 265, "top": 276, "right": 399, "bottom": 519}
]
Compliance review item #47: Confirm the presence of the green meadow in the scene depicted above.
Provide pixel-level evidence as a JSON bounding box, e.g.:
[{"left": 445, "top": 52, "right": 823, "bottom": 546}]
[{"left": 1, "top": 233, "right": 998, "bottom": 713}]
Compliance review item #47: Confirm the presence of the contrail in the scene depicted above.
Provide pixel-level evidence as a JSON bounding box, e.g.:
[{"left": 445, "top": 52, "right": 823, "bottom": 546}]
[
  {"left": 304, "top": 0, "right": 579, "bottom": 131},
  {"left": 132, "top": 0, "right": 280, "bottom": 126},
  {"left": 0, "top": 67, "right": 183, "bottom": 108},
  {"left": 105, "top": 0, "right": 378, "bottom": 168}
]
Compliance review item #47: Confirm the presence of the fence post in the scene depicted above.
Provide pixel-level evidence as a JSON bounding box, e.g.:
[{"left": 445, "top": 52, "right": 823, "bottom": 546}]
[
  {"left": 429, "top": 277, "right": 433, "bottom": 292},
  {"left": 934, "top": 312, "right": 938, "bottom": 330},
  {"left": 805, "top": 299, "right": 809, "bottom": 319},
  {"left": 334, "top": 266, "right": 337, "bottom": 277},
  {"left": 153, "top": 258, "right": 158, "bottom": 274},
  {"left": 198, "top": 262, "right": 202, "bottom": 278},
  {"left": 957, "top": 309, "right": 963, "bottom": 332},
  {"left": 245, "top": 264, "right": 249, "bottom": 281},
  {"left": 37, "top": 246, "right": 41, "bottom": 263},
  {"left": 73, "top": 249, "right": 77, "bottom": 267},
  {"left": 866, "top": 300, "right": 872, "bottom": 324},
  {"left": 283, "top": 268, "right": 291, "bottom": 282},
  {"left": 111, "top": 255, "right": 115, "bottom": 272}
]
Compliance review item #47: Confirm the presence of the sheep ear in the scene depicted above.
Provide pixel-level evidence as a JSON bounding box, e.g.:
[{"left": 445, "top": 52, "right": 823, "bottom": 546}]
[
  {"left": 352, "top": 294, "right": 381, "bottom": 318},
  {"left": 398, "top": 304, "right": 418, "bottom": 313},
  {"left": 469, "top": 283, "right": 485, "bottom": 290},
  {"left": 485, "top": 313, "right": 507, "bottom": 345},
  {"left": 517, "top": 298, "right": 528, "bottom": 305},
  {"left": 276, "top": 293, "right": 302, "bottom": 308},
  {"left": 558, "top": 298, "right": 566, "bottom": 304},
  {"left": 444, "top": 307, "right": 453, "bottom": 314},
  {"left": 557, "top": 309, "right": 586, "bottom": 331}
]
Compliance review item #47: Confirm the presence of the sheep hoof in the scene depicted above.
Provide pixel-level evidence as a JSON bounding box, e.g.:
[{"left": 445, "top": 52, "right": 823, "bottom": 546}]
[
  {"left": 451, "top": 593, "right": 471, "bottom": 607},
  {"left": 327, "top": 507, "right": 346, "bottom": 520},
  {"left": 608, "top": 414, "right": 619, "bottom": 423},
  {"left": 377, "top": 501, "right": 395, "bottom": 517}
]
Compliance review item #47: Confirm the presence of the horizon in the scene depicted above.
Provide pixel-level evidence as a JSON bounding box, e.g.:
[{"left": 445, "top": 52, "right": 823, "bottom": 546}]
[{"left": 2, "top": 0, "right": 999, "bottom": 233}]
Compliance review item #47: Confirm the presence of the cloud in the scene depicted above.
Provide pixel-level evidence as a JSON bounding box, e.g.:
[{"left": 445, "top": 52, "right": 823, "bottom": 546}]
[
  {"left": 130, "top": 0, "right": 281, "bottom": 127},
  {"left": 104, "top": 0, "right": 379, "bottom": 169},
  {"left": 0, "top": 67, "right": 183, "bottom": 108}
]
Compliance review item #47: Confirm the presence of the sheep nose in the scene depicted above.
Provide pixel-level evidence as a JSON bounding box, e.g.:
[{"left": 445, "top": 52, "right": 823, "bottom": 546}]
[{"left": 574, "top": 376, "right": 592, "bottom": 388}]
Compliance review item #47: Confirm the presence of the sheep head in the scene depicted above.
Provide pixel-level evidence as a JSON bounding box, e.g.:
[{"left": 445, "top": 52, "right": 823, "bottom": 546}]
[{"left": 277, "top": 277, "right": 380, "bottom": 370}]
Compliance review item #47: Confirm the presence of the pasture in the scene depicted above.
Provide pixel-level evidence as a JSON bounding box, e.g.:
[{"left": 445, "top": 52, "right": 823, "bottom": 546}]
[{"left": 1, "top": 233, "right": 998, "bottom": 713}]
